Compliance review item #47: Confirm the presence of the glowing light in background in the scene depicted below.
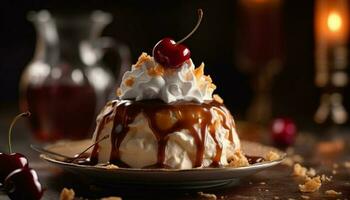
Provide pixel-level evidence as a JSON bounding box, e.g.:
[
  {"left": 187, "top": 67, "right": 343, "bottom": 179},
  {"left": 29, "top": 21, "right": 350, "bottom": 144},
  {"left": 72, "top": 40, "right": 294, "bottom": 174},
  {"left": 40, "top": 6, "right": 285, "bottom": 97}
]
[{"left": 327, "top": 12, "right": 342, "bottom": 32}]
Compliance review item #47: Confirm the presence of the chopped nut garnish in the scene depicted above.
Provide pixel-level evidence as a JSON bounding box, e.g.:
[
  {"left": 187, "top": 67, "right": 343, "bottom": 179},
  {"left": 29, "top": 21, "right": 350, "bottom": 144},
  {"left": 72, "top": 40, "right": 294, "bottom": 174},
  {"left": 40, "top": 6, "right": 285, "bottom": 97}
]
[
  {"left": 197, "top": 192, "right": 217, "bottom": 200},
  {"left": 306, "top": 168, "right": 316, "bottom": 177},
  {"left": 299, "top": 176, "right": 321, "bottom": 193},
  {"left": 265, "top": 151, "right": 280, "bottom": 161},
  {"left": 228, "top": 150, "right": 249, "bottom": 167},
  {"left": 333, "top": 163, "right": 339, "bottom": 169},
  {"left": 147, "top": 64, "right": 164, "bottom": 76},
  {"left": 60, "top": 188, "right": 75, "bottom": 200},
  {"left": 325, "top": 190, "right": 342, "bottom": 196},
  {"left": 293, "top": 163, "right": 307, "bottom": 177},
  {"left": 274, "top": 196, "right": 279, "bottom": 199},
  {"left": 320, "top": 174, "right": 332, "bottom": 182},
  {"left": 194, "top": 63, "right": 205, "bottom": 79},
  {"left": 260, "top": 182, "right": 266, "bottom": 185},
  {"left": 133, "top": 52, "right": 152, "bottom": 69},
  {"left": 213, "top": 94, "right": 223, "bottom": 104},
  {"left": 101, "top": 197, "right": 122, "bottom": 200},
  {"left": 106, "top": 164, "right": 119, "bottom": 169},
  {"left": 125, "top": 76, "right": 135, "bottom": 87},
  {"left": 301, "top": 195, "right": 310, "bottom": 199},
  {"left": 332, "top": 169, "right": 337, "bottom": 175}
]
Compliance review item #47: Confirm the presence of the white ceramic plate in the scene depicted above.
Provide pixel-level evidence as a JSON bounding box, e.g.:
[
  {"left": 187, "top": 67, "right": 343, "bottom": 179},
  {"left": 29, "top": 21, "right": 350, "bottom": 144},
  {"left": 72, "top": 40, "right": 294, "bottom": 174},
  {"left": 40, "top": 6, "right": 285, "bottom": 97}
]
[{"left": 40, "top": 140, "right": 285, "bottom": 189}]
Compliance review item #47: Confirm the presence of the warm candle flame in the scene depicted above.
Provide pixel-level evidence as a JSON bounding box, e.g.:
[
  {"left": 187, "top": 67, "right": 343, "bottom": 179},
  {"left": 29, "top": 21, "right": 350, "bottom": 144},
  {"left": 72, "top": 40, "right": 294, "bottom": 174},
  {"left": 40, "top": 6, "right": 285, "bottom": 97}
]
[{"left": 327, "top": 12, "right": 342, "bottom": 32}]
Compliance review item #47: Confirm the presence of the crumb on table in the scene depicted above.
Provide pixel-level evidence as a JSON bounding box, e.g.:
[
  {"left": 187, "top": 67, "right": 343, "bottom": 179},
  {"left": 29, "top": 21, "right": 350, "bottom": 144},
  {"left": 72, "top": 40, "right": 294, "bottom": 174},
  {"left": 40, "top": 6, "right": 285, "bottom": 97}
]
[
  {"left": 325, "top": 190, "right": 342, "bottom": 196},
  {"left": 197, "top": 192, "right": 217, "bottom": 200},
  {"left": 59, "top": 188, "right": 75, "bottom": 200},
  {"left": 299, "top": 176, "right": 321, "bottom": 193}
]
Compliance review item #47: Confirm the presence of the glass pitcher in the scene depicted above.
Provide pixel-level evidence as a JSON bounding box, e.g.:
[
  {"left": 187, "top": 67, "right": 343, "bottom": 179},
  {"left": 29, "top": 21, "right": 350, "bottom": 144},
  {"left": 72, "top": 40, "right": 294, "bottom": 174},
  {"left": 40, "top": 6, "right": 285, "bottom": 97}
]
[{"left": 19, "top": 10, "right": 130, "bottom": 141}]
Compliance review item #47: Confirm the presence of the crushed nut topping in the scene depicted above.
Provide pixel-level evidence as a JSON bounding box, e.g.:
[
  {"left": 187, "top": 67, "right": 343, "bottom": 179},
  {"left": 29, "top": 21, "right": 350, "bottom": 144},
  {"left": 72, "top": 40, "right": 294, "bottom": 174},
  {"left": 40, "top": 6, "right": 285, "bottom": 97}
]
[
  {"left": 265, "top": 151, "right": 280, "bottom": 161},
  {"left": 197, "top": 192, "right": 217, "bottom": 200},
  {"left": 299, "top": 176, "right": 321, "bottom": 193},
  {"left": 213, "top": 94, "right": 224, "bottom": 104},
  {"left": 325, "top": 190, "right": 342, "bottom": 196},
  {"left": 228, "top": 150, "right": 249, "bottom": 167},
  {"left": 60, "top": 188, "right": 75, "bottom": 200}
]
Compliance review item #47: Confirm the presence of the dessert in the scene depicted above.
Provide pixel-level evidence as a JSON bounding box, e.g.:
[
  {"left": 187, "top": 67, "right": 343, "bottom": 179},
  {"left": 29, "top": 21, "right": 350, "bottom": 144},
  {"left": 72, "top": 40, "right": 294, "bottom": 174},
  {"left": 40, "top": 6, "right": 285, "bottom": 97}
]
[{"left": 88, "top": 9, "right": 248, "bottom": 169}]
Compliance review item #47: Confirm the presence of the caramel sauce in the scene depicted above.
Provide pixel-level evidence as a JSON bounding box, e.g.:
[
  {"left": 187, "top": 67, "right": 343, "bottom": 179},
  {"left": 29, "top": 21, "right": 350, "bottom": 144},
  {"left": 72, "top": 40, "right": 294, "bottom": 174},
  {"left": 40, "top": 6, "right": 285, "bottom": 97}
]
[{"left": 89, "top": 99, "right": 236, "bottom": 168}]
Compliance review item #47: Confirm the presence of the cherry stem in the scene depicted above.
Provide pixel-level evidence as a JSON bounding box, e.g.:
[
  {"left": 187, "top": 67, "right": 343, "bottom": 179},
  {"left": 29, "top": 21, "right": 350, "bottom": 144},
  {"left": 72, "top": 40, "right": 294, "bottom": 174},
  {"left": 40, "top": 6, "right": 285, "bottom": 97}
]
[
  {"left": 8, "top": 111, "right": 31, "bottom": 154},
  {"left": 69, "top": 134, "right": 110, "bottom": 163},
  {"left": 177, "top": 9, "right": 203, "bottom": 44}
]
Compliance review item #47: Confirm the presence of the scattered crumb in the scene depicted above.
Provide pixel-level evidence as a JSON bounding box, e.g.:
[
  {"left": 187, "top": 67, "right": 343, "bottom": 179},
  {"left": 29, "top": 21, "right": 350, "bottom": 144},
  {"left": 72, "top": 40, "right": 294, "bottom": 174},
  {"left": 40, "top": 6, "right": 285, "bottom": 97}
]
[
  {"left": 293, "top": 163, "right": 316, "bottom": 178},
  {"left": 260, "top": 182, "right": 266, "bottom": 185},
  {"left": 265, "top": 189, "right": 269, "bottom": 192},
  {"left": 288, "top": 198, "right": 296, "bottom": 200},
  {"left": 299, "top": 176, "right": 321, "bottom": 193},
  {"left": 124, "top": 76, "right": 135, "bottom": 87},
  {"left": 282, "top": 157, "right": 294, "bottom": 167},
  {"left": 333, "top": 163, "right": 339, "bottom": 169},
  {"left": 332, "top": 169, "right": 337, "bottom": 175},
  {"left": 228, "top": 150, "right": 249, "bottom": 167},
  {"left": 306, "top": 168, "right": 316, "bottom": 177},
  {"left": 344, "top": 161, "right": 350, "bottom": 168},
  {"left": 293, "top": 163, "right": 307, "bottom": 177},
  {"left": 220, "top": 196, "right": 225, "bottom": 199},
  {"left": 249, "top": 181, "right": 253, "bottom": 185},
  {"left": 301, "top": 195, "right": 310, "bottom": 199},
  {"left": 213, "top": 94, "right": 223, "bottom": 104},
  {"left": 274, "top": 196, "right": 279, "bottom": 199},
  {"left": 265, "top": 151, "right": 280, "bottom": 161},
  {"left": 106, "top": 164, "right": 119, "bottom": 169},
  {"left": 101, "top": 197, "right": 122, "bottom": 200},
  {"left": 325, "top": 190, "right": 342, "bottom": 196},
  {"left": 60, "top": 188, "right": 75, "bottom": 200},
  {"left": 320, "top": 174, "right": 332, "bottom": 182},
  {"left": 197, "top": 192, "right": 217, "bottom": 200}
]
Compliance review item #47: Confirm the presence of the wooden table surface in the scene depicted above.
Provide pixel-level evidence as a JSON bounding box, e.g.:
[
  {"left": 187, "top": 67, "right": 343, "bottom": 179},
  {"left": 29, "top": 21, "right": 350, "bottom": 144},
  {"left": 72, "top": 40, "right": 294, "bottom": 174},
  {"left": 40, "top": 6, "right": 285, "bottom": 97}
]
[{"left": 0, "top": 109, "right": 349, "bottom": 200}]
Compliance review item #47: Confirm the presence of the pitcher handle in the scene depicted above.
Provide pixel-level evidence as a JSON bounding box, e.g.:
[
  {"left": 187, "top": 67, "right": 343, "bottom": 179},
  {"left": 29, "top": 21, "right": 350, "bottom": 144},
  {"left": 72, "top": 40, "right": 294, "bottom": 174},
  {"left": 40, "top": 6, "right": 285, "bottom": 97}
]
[{"left": 95, "top": 37, "right": 131, "bottom": 85}]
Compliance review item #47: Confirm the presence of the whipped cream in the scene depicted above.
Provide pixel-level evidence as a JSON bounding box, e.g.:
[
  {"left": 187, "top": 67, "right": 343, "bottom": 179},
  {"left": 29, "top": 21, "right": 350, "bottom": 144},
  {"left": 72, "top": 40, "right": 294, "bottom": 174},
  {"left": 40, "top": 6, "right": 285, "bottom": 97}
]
[{"left": 118, "top": 53, "right": 216, "bottom": 103}]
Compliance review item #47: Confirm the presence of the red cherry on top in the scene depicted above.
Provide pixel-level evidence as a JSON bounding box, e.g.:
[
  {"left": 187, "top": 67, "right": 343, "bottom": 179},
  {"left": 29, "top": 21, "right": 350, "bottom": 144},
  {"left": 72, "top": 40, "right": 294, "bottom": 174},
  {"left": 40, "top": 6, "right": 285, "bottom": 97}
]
[
  {"left": 4, "top": 168, "right": 44, "bottom": 200},
  {"left": 271, "top": 117, "right": 297, "bottom": 147},
  {"left": 152, "top": 9, "right": 203, "bottom": 68},
  {"left": 0, "top": 153, "right": 28, "bottom": 183},
  {"left": 153, "top": 38, "right": 191, "bottom": 68}
]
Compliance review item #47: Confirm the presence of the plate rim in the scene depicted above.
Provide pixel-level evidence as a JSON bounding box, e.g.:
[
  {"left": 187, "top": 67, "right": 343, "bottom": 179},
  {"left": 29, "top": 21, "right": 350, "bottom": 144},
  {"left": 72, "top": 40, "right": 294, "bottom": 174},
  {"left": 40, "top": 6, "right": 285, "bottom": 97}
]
[{"left": 39, "top": 140, "right": 286, "bottom": 173}]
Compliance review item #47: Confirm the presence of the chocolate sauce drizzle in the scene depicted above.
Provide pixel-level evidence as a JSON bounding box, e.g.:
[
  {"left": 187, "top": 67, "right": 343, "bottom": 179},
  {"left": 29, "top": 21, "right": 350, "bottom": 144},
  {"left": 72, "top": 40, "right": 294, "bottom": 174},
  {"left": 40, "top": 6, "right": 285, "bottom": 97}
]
[{"left": 90, "top": 99, "right": 236, "bottom": 168}]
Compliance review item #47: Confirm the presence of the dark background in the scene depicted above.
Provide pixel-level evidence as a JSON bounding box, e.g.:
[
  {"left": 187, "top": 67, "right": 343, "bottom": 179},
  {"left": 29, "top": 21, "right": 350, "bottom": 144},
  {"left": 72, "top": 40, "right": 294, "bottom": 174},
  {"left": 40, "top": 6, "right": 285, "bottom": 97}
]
[{"left": 0, "top": 0, "right": 349, "bottom": 129}]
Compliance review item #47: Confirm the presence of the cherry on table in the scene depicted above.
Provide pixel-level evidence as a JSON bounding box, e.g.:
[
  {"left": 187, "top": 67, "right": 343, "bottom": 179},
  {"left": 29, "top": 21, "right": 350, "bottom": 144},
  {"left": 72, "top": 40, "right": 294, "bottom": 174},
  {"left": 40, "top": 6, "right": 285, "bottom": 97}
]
[
  {"left": 4, "top": 168, "right": 43, "bottom": 200},
  {"left": 271, "top": 117, "right": 297, "bottom": 147},
  {"left": 0, "top": 153, "right": 28, "bottom": 183},
  {"left": 0, "top": 112, "right": 31, "bottom": 183}
]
